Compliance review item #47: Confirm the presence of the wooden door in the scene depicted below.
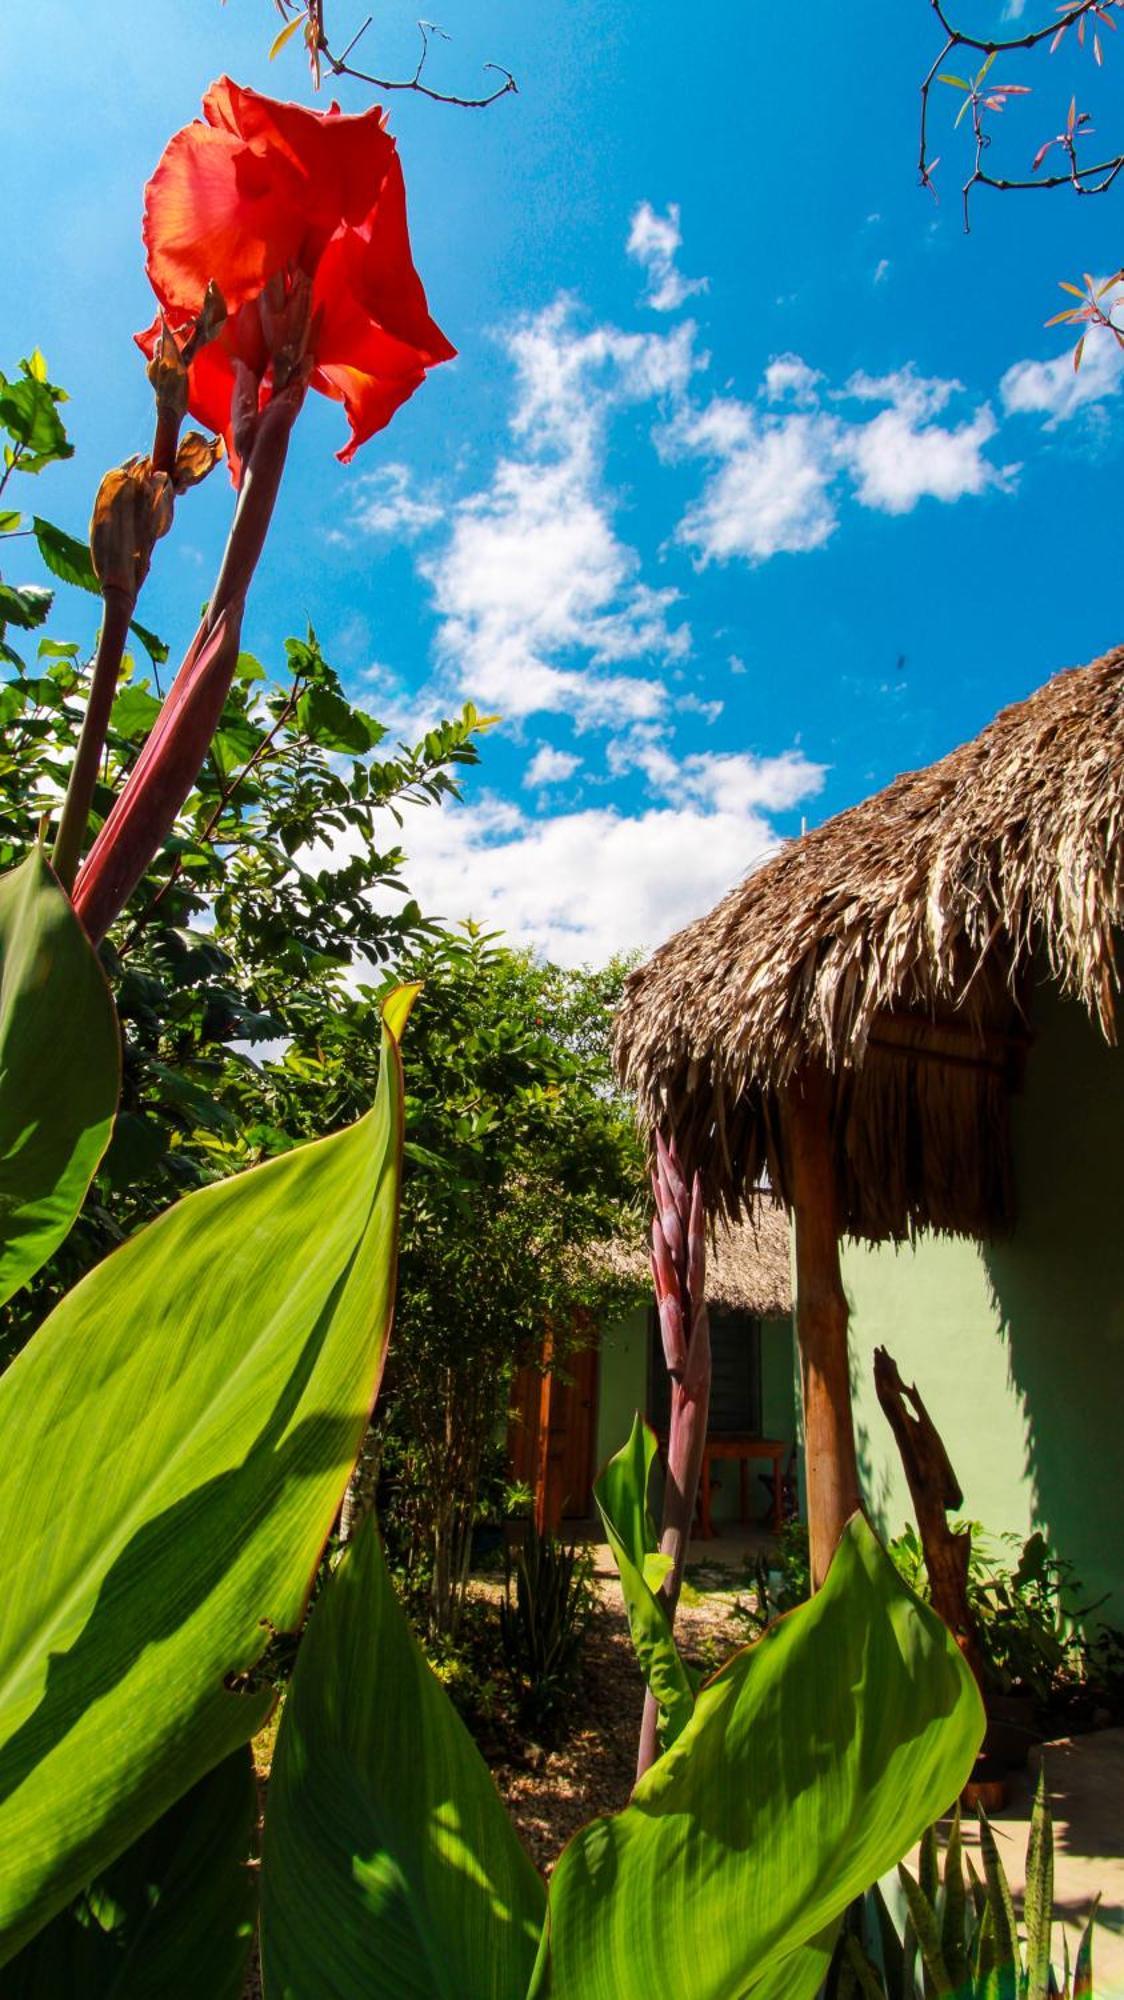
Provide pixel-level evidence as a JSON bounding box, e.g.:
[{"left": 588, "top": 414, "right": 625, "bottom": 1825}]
[{"left": 509, "top": 1337, "right": 599, "bottom": 1532}]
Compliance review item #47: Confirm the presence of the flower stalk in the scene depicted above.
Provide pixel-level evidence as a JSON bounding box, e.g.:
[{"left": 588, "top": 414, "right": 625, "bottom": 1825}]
[{"left": 637, "top": 1131, "right": 710, "bottom": 1781}]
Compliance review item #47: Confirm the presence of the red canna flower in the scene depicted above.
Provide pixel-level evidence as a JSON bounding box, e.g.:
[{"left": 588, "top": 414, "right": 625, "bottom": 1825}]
[{"left": 136, "top": 78, "right": 454, "bottom": 481}]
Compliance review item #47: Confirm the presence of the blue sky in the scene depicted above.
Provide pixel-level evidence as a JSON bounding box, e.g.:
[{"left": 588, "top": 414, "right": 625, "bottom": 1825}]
[{"left": 4, "top": 0, "right": 1123, "bottom": 963}]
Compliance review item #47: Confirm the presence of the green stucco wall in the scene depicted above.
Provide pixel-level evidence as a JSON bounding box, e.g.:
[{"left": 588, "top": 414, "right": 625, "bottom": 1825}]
[
  {"left": 843, "top": 982, "right": 1124, "bottom": 1621},
  {"left": 596, "top": 1303, "right": 797, "bottom": 1525}
]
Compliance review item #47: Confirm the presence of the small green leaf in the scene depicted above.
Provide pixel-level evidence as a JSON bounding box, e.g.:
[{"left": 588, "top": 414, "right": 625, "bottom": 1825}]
[
  {"left": 976, "top": 1806, "right": 1020, "bottom": 1999},
  {"left": 0, "top": 583, "right": 53, "bottom": 631},
  {"left": 295, "top": 683, "right": 386, "bottom": 754},
  {"left": 1073, "top": 1894, "right": 1098, "bottom": 1999},
  {"left": 0, "top": 373, "right": 72, "bottom": 469},
  {"left": 31, "top": 517, "right": 98, "bottom": 592}
]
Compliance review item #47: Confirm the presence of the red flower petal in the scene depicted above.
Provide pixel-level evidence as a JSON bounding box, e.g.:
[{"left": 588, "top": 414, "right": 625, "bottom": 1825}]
[
  {"left": 342, "top": 154, "right": 457, "bottom": 362},
  {"left": 141, "top": 80, "right": 454, "bottom": 464},
  {"left": 143, "top": 119, "right": 306, "bottom": 316},
  {"left": 202, "top": 78, "right": 396, "bottom": 237}
]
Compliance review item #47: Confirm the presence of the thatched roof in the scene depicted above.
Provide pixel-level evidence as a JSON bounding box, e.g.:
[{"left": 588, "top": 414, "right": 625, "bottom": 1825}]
[
  {"left": 595, "top": 1199, "right": 792, "bottom": 1320},
  {"left": 616, "top": 647, "right": 1124, "bottom": 1244}
]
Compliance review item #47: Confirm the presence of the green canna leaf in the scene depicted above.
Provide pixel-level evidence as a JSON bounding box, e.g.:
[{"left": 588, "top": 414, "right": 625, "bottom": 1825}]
[
  {"left": 0, "top": 850, "right": 119, "bottom": 1307},
  {"left": 1, "top": 1748, "right": 257, "bottom": 1998},
  {"left": 592, "top": 1415, "right": 694, "bottom": 1749},
  {"left": 0, "top": 989, "right": 414, "bottom": 1963},
  {"left": 260, "top": 1511, "right": 545, "bottom": 2000},
  {"left": 531, "top": 1516, "right": 984, "bottom": 2000}
]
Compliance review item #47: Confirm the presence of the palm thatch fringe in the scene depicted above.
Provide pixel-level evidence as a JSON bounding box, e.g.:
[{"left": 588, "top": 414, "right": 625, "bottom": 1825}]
[
  {"left": 589, "top": 1198, "right": 792, "bottom": 1320},
  {"left": 615, "top": 646, "right": 1124, "bottom": 1242}
]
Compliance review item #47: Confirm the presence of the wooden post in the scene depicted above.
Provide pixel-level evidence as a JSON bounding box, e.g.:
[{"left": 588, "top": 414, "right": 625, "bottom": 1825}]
[{"left": 783, "top": 1065, "right": 862, "bottom": 1589}]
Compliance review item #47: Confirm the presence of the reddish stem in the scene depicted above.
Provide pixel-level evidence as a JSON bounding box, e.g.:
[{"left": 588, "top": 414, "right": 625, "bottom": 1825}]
[
  {"left": 51, "top": 585, "right": 137, "bottom": 892},
  {"left": 636, "top": 1143, "right": 711, "bottom": 1782},
  {"left": 72, "top": 386, "right": 303, "bottom": 945}
]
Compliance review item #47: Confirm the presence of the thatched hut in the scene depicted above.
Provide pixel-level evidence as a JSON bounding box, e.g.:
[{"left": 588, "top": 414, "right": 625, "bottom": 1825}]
[
  {"left": 616, "top": 647, "right": 1124, "bottom": 1598},
  {"left": 510, "top": 1203, "right": 795, "bottom": 1532}
]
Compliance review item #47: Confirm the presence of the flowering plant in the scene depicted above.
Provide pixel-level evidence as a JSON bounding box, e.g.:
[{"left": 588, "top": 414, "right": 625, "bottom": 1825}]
[{"left": 59, "top": 80, "right": 452, "bottom": 941}]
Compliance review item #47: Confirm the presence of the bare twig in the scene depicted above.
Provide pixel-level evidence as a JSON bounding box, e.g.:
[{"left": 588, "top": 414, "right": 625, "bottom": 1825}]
[
  {"left": 919, "top": 0, "right": 1124, "bottom": 228},
  {"left": 277, "top": 3, "right": 517, "bottom": 108}
]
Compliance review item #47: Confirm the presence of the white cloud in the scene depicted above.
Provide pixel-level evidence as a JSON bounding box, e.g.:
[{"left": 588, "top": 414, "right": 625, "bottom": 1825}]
[
  {"left": 626, "top": 201, "right": 708, "bottom": 313},
  {"left": 344, "top": 462, "right": 443, "bottom": 539},
  {"left": 845, "top": 403, "right": 1002, "bottom": 512},
  {"left": 764, "top": 354, "right": 822, "bottom": 405},
  {"left": 524, "top": 744, "right": 582, "bottom": 786},
  {"left": 874, "top": 258, "right": 890, "bottom": 285},
  {"left": 387, "top": 773, "right": 820, "bottom": 967},
  {"left": 422, "top": 301, "right": 701, "bottom": 725},
  {"left": 670, "top": 360, "right": 1010, "bottom": 562},
  {"left": 1000, "top": 327, "right": 1124, "bottom": 428},
  {"left": 669, "top": 398, "right": 839, "bottom": 562},
  {"left": 608, "top": 734, "right": 826, "bottom": 814}
]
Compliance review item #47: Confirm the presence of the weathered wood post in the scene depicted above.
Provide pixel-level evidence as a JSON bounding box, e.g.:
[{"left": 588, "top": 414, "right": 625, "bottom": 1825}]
[{"left": 783, "top": 1064, "right": 862, "bottom": 1589}]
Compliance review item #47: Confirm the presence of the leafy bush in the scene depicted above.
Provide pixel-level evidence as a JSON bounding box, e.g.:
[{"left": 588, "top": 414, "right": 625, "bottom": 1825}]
[{"left": 499, "top": 1525, "right": 595, "bottom": 1732}]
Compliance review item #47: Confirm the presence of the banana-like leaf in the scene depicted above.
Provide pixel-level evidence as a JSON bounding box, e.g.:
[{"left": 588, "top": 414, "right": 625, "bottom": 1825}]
[
  {"left": 0, "top": 987, "right": 415, "bottom": 1964},
  {"left": 260, "top": 1511, "right": 546, "bottom": 2000},
  {"left": 530, "top": 1515, "right": 985, "bottom": 2000},
  {"left": 593, "top": 1415, "right": 693, "bottom": 1748},
  {"left": 0, "top": 850, "right": 119, "bottom": 1305},
  {"left": 2, "top": 1747, "right": 257, "bottom": 1997}
]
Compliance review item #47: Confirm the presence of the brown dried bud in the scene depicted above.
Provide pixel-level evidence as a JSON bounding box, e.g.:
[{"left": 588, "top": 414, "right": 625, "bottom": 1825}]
[
  {"left": 172, "top": 429, "right": 225, "bottom": 494},
  {"left": 89, "top": 456, "right": 174, "bottom": 598},
  {"left": 146, "top": 321, "right": 189, "bottom": 425},
  {"left": 182, "top": 280, "right": 228, "bottom": 364},
  {"left": 260, "top": 267, "right": 314, "bottom": 392}
]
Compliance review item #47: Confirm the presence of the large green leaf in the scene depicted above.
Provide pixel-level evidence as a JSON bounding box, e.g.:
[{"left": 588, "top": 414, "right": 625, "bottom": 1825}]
[
  {"left": 1, "top": 1747, "right": 257, "bottom": 1998},
  {"left": 0, "top": 850, "right": 119, "bottom": 1307},
  {"left": 593, "top": 1415, "right": 694, "bottom": 1748},
  {"left": 260, "top": 1511, "right": 546, "bottom": 2000},
  {"left": 531, "top": 1515, "right": 985, "bottom": 2000},
  {"left": 0, "top": 988, "right": 416, "bottom": 1964}
]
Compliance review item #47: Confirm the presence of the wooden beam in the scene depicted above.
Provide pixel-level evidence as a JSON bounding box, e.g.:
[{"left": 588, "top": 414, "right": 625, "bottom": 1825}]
[{"left": 783, "top": 1065, "right": 862, "bottom": 1589}]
